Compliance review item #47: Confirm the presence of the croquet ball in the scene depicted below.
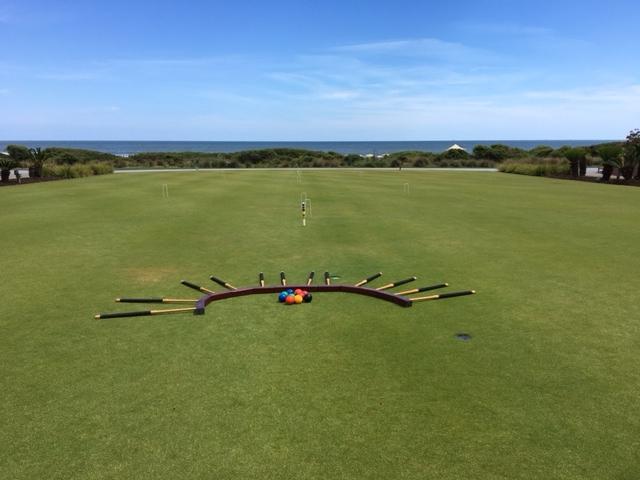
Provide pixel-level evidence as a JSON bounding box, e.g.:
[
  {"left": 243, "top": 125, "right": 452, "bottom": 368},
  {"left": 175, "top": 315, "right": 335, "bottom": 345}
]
[
  {"left": 278, "top": 292, "right": 288, "bottom": 303},
  {"left": 285, "top": 295, "right": 295, "bottom": 305},
  {"left": 294, "top": 289, "right": 303, "bottom": 296},
  {"left": 294, "top": 294, "right": 303, "bottom": 304},
  {"left": 303, "top": 293, "right": 313, "bottom": 303},
  {"left": 287, "top": 289, "right": 294, "bottom": 294}
]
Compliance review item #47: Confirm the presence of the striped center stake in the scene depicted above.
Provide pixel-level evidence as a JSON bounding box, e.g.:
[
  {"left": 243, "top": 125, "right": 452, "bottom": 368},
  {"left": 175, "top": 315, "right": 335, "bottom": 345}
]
[
  {"left": 396, "top": 283, "right": 449, "bottom": 296},
  {"left": 280, "top": 271, "right": 286, "bottom": 286},
  {"left": 116, "top": 298, "right": 197, "bottom": 304},
  {"left": 376, "top": 276, "right": 417, "bottom": 291},
  {"left": 259, "top": 272, "right": 265, "bottom": 287},
  {"left": 210, "top": 275, "right": 237, "bottom": 290},
  {"left": 354, "top": 272, "right": 382, "bottom": 287},
  {"left": 95, "top": 307, "right": 197, "bottom": 319},
  {"left": 306, "top": 271, "right": 315, "bottom": 286},
  {"left": 181, "top": 280, "right": 215, "bottom": 294},
  {"left": 410, "top": 290, "right": 476, "bottom": 302}
]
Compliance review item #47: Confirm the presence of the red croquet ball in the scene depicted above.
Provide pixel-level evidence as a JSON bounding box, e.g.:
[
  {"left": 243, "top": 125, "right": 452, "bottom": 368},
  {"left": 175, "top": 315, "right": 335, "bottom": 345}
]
[{"left": 294, "top": 289, "right": 303, "bottom": 296}]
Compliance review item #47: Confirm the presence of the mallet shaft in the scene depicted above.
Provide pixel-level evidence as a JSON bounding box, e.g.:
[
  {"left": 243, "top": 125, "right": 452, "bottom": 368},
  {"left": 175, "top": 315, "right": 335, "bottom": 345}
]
[
  {"left": 280, "top": 271, "right": 286, "bottom": 286},
  {"left": 306, "top": 271, "right": 315, "bottom": 286},
  {"left": 410, "top": 290, "right": 476, "bottom": 302},
  {"left": 210, "top": 275, "right": 237, "bottom": 290},
  {"left": 116, "top": 298, "right": 197, "bottom": 304},
  {"left": 181, "top": 280, "right": 215, "bottom": 294},
  {"left": 396, "top": 283, "right": 448, "bottom": 296},
  {"left": 354, "top": 272, "right": 382, "bottom": 287},
  {"left": 259, "top": 272, "right": 265, "bottom": 287},
  {"left": 324, "top": 271, "right": 331, "bottom": 285},
  {"left": 95, "top": 307, "right": 196, "bottom": 319},
  {"left": 376, "top": 276, "right": 417, "bottom": 291}
]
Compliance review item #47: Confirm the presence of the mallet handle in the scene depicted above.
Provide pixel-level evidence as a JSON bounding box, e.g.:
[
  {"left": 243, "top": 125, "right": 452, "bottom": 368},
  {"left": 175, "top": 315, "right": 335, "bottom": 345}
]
[
  {"left": 376, "top": 276, "right": 417, "bottom": 291},
  {"left": 116, "top": 298, "right": 197, "bottom": 304},
  {"left": 396, "top": 283, "right": 448, "bottom": 296},
  {"left": 280, "top": 271, "right": 286, "bottom": 286},
  {"left": 306, "top": 271, "right": 315, "bottom": 286},
  {"left": 116, "top": 298, "right": 163, "bottom": 303},
  {"left": 181, "top": 280, "right": 215, "bottom": 294},
  {"left": 324, "top": 271, "right": 331, "bottom": 285},
  {"left": 210, "top": 275, "right": 237, "bottom": 290},
  {"left": 410, "top": 290, "right": 476, "bottom": 302},
  {"left": 96, "top": 310, "right": 152, "bottom": 319},
  {"left": 95, "top": 307, "right": 196, "bottom": 319},
  {"left": 354, "top": 272, "right": 382, "bottom": 287},
  {"left": 259, "top": 272, "right": 265, "bottom": 287}
]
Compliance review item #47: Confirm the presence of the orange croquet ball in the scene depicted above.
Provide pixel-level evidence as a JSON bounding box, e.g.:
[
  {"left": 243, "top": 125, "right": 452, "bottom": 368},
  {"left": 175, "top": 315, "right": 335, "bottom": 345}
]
[
  {"left": 294, "top": 294, "right": 304, "bottom": 304},
  {"left": 285, "top": 295, "right": 296, "bottom": 305}
]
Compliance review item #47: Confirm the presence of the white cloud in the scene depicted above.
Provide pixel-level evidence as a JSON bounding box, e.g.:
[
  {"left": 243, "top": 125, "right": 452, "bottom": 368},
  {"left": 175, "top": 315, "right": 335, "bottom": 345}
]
[
  {"left": 3, "top": 31, "right": 636, "bottom": 140},
  {"left": 333, "top": 37, "right": 499, "bottom": 63},
  {"left": 523, "top": 85, "right": 640, "bottom": 103}
]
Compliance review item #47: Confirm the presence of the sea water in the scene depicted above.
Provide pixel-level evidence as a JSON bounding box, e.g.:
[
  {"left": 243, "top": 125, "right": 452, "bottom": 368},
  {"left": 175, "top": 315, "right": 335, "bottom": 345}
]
[{"left": 0, "top": 140, "right": 613, "bottom": 156}]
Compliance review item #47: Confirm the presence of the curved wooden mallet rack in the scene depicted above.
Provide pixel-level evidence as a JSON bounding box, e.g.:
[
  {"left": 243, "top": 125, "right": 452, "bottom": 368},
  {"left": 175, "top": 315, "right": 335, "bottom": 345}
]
[{"left": 94, "top": 271, "right": 475, "bottom": 319}]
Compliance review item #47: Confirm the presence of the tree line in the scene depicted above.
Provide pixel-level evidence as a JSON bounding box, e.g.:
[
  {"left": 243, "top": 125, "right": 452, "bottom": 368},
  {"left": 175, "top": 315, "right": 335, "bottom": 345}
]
[
  {"left": 2, "top": 133, "right": 639, "bottom": 183},
  {"left": 499, "top": 129, "right": 640, "bottom": 181}
]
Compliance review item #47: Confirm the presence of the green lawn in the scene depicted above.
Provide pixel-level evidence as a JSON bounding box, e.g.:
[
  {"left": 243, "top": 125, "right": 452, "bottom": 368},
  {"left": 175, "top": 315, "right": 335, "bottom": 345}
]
[{"left": 1, "top": 170, "right": 639, "bottom": 479}]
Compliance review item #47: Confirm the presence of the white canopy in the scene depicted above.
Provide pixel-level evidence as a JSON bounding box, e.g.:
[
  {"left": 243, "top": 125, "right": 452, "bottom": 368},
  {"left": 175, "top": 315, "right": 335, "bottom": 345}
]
[{"left": 446, "top": 144, "right": 466, "bottom": 151}]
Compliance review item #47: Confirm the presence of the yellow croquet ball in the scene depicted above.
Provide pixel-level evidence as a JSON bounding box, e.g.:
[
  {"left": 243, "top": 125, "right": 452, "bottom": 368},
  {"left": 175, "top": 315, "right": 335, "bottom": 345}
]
[{"left": 294, "top": 294, "right": 304, "bottom": 304}]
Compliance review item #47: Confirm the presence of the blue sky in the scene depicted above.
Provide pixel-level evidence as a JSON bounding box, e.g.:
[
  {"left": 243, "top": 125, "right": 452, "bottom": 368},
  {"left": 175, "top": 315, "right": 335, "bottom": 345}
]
[{"left": 1, "top": 0, "right": 639, "bottom": 140}]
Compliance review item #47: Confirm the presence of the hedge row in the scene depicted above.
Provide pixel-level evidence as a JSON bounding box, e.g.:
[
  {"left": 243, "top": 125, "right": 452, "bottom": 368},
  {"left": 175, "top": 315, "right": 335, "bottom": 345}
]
[
  {"left": 498, "top": 159, "right": 570, "bottom": 177},
  {"left": 42, "top": 162, "right": 114, "bottom": 178},
  {"left": 4, "top": 141, "right": 626, "bottom": 171}
]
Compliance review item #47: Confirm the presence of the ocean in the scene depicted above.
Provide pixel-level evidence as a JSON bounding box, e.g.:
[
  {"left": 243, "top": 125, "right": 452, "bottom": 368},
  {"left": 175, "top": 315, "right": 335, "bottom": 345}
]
[{"left": 0, "top": 140, "right": 613, "bottom": 156}]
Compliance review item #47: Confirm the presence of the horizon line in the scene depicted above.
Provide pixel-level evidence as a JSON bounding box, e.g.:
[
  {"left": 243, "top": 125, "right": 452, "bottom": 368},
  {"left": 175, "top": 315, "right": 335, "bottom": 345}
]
[{"left": 0, "top": 138, "right": 620, "bottom": 143}]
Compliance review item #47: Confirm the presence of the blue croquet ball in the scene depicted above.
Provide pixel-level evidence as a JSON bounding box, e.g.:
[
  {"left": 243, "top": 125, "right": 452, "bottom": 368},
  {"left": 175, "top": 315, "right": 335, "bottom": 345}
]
[
  {"left": 287, "top": 289, "right": 294, "bottom": 294},
  {"left": 278, "top": 292, "right": 288, "bottom": 303}
]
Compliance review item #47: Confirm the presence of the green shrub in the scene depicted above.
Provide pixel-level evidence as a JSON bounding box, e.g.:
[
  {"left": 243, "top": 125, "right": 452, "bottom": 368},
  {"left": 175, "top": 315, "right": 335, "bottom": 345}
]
[
  {"left": 6, "top": 145, "right": 31, "bottom": 164},
  {"left": 0, "top": 156, "right": 19, "bottom": 170},
  {"left": 499, "top": 159, "right": 570, "bottom": 176},
  {"left": 42, "top": 161, "right": 113, "bottom": 178},
  {"left": 529, "top": 145, "right": 555, "bottom": 157},
  {"left": 89, "top": 162, "right": 114, "bottom": 175},
  {"left": 439, "top": 149, "right": 469, "bottom": 160},
  {"left": 45, "top": 148, "right": 119, "bottom": 165},
  {"left": 473, "top": 144, "right": 527, "bottom": 161},
  {"left": 70, "top": 164, "right": 94, "bottom": 177}
]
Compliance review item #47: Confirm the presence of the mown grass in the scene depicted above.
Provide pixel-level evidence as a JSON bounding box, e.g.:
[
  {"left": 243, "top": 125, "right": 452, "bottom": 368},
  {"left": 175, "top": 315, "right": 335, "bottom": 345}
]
[{"left": 1, "top": 170, "right": 639, "bottom": 479}]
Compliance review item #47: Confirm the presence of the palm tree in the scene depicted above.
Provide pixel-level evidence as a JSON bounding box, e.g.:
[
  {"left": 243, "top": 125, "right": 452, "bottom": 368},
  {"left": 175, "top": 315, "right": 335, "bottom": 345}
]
[
  {"left": 0, "top": 155, "right": 19, "bottom": 183},
  {"left": 28, "top": 147, "right": 49, "bottom": 178},
  {"left": 597, "top": 145, "right": 622, "bottom": 182},
  {"left": 623, "top": 129, "right": 640, "bottom": 180},
  {"left": 564, "top": 148, "right": 587, "bottom": 177}
]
